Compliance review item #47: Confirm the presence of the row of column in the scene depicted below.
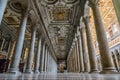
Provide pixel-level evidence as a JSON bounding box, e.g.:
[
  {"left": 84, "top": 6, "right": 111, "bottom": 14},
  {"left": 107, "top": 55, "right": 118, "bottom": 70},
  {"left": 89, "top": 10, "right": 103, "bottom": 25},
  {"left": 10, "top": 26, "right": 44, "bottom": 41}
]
[
  {"left": 0, "top": 37, "right": 12, "bottom": 54},
  {"left": 0, "top": 0, "right": 58, "bottom": 74},
  {"left": 67, "top": 0, "right": 117, "bottom": 73},
  {"left": 2, "top": 8, "right": 57, "bottom": 74}
]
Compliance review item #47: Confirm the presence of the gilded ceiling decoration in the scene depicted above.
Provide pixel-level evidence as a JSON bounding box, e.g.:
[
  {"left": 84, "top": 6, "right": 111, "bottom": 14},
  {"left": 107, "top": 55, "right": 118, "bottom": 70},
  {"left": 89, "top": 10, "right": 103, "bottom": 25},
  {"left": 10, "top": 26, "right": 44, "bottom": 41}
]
[
  {"left": 3, "top": 0, "right": 32, "bottom": 41},
  {"left": 1, "top": 0, "right": 119, "bottom": 60},
  {"left": 38, "top": 0, "right": 79, "bottom": 59},
  {"left": 52, "top": 7, "right": 70, "bottom": 21}
]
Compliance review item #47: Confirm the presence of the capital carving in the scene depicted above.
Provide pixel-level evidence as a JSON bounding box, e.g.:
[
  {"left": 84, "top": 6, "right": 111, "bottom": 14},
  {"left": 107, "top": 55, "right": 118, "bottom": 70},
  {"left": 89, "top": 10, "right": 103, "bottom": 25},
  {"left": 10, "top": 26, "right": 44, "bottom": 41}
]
[
  {"left": 88, "top": 0, "right": 100, "bottom": 7},
  {"left": 80, "top": 26, "right": 85, "bottom": 32},
  {"left": 83, "top": 16, "right": 91, "bottom": 24}
]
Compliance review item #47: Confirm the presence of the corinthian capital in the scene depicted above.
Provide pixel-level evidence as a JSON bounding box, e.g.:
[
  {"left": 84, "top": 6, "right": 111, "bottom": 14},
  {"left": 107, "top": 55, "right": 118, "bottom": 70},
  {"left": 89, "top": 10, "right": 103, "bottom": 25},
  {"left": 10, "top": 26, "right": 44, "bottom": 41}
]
[{"left": 88, "top": 0, "right": 100, "bottom": 7}]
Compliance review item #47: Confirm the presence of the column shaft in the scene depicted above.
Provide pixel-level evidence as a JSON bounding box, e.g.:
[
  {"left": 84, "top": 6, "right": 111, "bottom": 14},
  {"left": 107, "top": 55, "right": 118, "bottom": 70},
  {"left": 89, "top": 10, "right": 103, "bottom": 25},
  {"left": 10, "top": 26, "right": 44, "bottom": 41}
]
[
  {"left": 43, "top": 46, "right": 47, "bottom": 72},
  {"left": 75, "top": 40, "right": 80, "bottom": 72},
  {"left": 113, "top": 51, "right": 119, "bottom": 71},
  {"left": 34, "top": 35, "right": 42, "bottom": 73},
  {"left": 41, "top": 43, "right": 45, "bottom": 72},
  {"left": 0, "top": 38, "right": 5, "bottom": 50},
  {"left": 0, "top": 0, "right": 8, "bottom": 24},
  {"left": 73, "top": 44, "right": 77, "bottom": 72},
  {"left": 8, "top": 10, "right": 28, "bottom": 73},
  {"left": 77, "top": 32, "right": 84, "bottom": 72},
  {"left": 89, "top": 1, "right": 116, "bottom": 72},
  {"left": 46, "top": 50, "right": 49, "bottom": 72},
  {"left": 80, "top": 27, "right": 90, "bottom": 72},
  {"left": 47, "top": 52, "right": 50, "bottom": 73},
  {"left": 25, "top": 26, "right": 37, "bottom": 73},
  {"left": 44, "top": 47, "right": 48, "bottom": 72},
  {"left": 84, "top": 16, "right": 98, "bottom": 72}
]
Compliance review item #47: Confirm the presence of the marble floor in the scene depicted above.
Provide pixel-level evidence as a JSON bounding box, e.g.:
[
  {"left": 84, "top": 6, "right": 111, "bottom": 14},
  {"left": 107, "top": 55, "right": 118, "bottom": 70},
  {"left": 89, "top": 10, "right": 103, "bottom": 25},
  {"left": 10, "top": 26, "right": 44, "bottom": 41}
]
[{"left": 0, "top": 73, "right": 119, "bottom": 80}]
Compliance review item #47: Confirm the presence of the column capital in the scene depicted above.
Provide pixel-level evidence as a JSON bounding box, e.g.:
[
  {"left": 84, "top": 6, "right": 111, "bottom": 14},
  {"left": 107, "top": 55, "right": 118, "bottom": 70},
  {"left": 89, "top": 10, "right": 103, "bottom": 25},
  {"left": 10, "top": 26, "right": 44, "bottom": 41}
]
[
  {"left": 80, "top": 26, "right": 85, "bottom": 32},
  {"left": 83, "top": 16, "right": 91, "bottom": 23},
  {"left": 76, "top": 33, "right": 80, "bottom": 38},
  {"left": 88, "top": 0, "right": 100, "bottom": 7},
  {"left": 80, "top": 20, "right": 85, "bottom": 30},
  {"left": 21, "top": 8, "right": 30, "bottom": 16}
]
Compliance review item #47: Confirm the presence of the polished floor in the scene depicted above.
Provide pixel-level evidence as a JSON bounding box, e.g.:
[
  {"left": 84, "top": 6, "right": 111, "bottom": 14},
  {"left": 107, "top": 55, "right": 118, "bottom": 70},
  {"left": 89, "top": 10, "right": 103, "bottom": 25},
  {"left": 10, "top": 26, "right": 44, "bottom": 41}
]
[{"left": 0, "top": 73, "right": 120, "bottom": 80}]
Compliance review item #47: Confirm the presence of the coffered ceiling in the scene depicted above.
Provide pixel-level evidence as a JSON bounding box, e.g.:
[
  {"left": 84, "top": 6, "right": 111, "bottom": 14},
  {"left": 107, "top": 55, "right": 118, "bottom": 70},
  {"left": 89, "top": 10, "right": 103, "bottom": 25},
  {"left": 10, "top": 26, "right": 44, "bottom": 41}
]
[
  {"left": 38, "top": 0, "right": 80, "bottom": 59},
  {"left": 1, "top": 0, "right": 118, "bottom": 61},
  {"left": 38, "top": 0, "right": 119, "bottom": 60}
]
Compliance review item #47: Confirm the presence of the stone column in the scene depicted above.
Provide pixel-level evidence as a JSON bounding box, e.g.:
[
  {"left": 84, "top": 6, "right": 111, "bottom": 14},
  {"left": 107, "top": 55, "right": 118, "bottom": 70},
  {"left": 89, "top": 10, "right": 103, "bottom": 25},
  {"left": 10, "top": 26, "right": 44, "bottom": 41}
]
[
  {"left": 44, "top": 47, "right": 48, "bottom": 73},
  {"left": 80, "top": 25, "right": 90, "bottom": 72},
  {"left": 48, "top": 53, "right": 51, "bottom": 72},
  {"left": 72, "top": 46, "right": 76, "bottom": 72},
  {"left": 74, "top": 40, "right": 78, "bottom": 72},
  {"left": 46, "top": 50, "right": 49, "bottom": 72},
  {"left": 25, "top": 26, "right": 37, "bottom": 73},
  {"left": 112, "top": 0, "right": 120, "bottom": 24},
  {"left": 43, "top": 46, "right": 47, "bottom": 72},
  {"left": 0, "top": 38, "right": 5, "bottom": 50},
  {"left": 7, "top": 41, "right": 12, "bottom": 54},
  {"left": 75, "top": 39, "right": 80, "bottom": 72},
  {"left": 75, "top": 43, "right": 78, "bottom": 72},
  {"left": 34, "top": 34, "right": 42, "bottom": 73},
  {"left": 77, "top": 30, "right": 84, "bottom": 72},
  {"left": 8, "top": 10, "right": 29, "bottom": 74},
  {"left": 89, "top": 0, "right": 117, "bottom": 72},
  {"left": 83, "top": 16, "right": 98, "bottom": 73},
  {"left": 41, "top": 42, "right": 45, "bottom": 73},
  {"left": 47, "top": 52, "right": 50, "bottom": 73},
  {"left": 8, "top": 41, "right": 16, "bottom": 59},
  {"left": 113, "top": 51, "right": 120, "bottom": 71},
  {"left": 0, "top": 0, "right": 8, "bottom": 24},
  {"left": 39, "top": 40, "right": 43, "bottom": 72}
]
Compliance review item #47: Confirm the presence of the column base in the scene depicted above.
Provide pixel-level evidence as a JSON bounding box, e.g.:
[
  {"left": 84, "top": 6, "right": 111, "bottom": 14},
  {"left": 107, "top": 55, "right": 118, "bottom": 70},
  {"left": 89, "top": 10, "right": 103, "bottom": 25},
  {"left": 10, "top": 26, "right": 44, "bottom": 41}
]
[
  {"left": 7, "top": 68, "right": 21, "bottom": 75},
  {"left": 41, "top": 71, "right": 44, "bottom": 73},
  {"left": 24, "top": 69, "right": 33, "bottom": 74},
  {"left": 79, "top": 70, "right": 84, "bottom": 73},
  {"left": 90, "top": 69, "right": 99, "bottom": 73},
  {"left": 34, "top": 70, "right": 40, "bottom": 74},
  {"left": 83, "top": 72, "right": 89, "bottom": 73},
  {"left": 100, "top": 67, "right": 118, "bottom": 74}
]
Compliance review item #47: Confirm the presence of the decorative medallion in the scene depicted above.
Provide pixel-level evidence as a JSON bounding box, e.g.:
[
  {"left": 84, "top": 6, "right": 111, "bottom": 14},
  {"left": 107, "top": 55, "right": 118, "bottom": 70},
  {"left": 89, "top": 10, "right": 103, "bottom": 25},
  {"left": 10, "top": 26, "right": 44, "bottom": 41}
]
[{"left": 8, "top": 1, "right": 22, "bottom": 13}]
